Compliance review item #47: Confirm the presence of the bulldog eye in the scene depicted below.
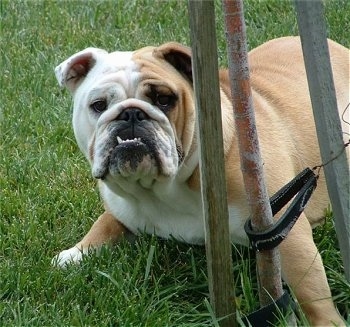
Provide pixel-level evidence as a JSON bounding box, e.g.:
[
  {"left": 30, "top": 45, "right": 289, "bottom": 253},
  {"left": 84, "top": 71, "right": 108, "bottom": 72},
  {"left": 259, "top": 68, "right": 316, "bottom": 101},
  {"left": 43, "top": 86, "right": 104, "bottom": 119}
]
[
  {"left": 90, "top": 100, "right": 107, "bottom": 113},
  {"left": 154, "top": 94, "right": 177, "bottom": 111}
]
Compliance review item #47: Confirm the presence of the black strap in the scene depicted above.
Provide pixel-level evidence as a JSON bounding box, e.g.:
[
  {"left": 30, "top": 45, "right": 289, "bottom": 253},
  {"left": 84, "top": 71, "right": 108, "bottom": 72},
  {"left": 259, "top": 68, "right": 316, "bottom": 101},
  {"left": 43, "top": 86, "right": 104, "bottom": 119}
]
[
  {"left": 241, "top": 290, "right": 295, "bottom": 327},
  {"left": 269, "top": 167, "right": 316, "bottom": 216},
  {"left": 241, "top": 169, "right": 316, "bottom": 326},
  {"left": 244, "top": 168, "right": 317, "bottom": 252}
]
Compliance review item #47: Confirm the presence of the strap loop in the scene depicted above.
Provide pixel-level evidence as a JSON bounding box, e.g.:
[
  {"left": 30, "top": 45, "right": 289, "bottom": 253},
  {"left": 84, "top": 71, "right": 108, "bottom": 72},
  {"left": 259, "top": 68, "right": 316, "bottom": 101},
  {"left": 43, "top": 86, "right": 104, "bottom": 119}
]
[{"left": 244, "top": 168, "right": 317, "bottom": 252}]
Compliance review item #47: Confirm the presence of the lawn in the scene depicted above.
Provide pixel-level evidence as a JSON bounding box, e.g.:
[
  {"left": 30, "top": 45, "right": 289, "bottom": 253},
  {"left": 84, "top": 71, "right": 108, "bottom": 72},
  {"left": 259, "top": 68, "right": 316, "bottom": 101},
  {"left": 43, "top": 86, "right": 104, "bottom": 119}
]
[{"left": 0, "top": 0, "right": 349, "bottom": 326}]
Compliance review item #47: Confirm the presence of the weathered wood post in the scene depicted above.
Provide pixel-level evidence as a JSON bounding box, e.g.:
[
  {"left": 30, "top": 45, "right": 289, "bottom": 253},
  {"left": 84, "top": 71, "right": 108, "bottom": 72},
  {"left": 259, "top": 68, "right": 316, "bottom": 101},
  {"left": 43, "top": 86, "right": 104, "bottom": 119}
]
[
  {"left": 187, "top": 1, "right": 236, "bottom": 326},
  {"left": 294, "top": 0, "right": 350, "bottom": 281},
  {"left": 222, "top": 0, "right": 285, "bottom": 308}
]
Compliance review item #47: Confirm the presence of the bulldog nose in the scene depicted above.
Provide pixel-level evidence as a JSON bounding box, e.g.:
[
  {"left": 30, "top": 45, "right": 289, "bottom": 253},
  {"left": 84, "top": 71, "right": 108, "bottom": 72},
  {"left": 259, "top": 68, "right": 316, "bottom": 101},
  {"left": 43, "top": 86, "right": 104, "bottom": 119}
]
[{"left": 117, "top": 108, "right": 148, "bottom": 122}]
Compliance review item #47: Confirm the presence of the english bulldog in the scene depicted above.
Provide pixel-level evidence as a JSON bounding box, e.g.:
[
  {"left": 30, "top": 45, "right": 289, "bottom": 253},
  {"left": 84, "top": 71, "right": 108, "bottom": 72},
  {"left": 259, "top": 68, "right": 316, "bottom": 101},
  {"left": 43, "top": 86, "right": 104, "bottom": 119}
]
[{"left": 53, "top": 36, "right": 349, "bottom": 326}]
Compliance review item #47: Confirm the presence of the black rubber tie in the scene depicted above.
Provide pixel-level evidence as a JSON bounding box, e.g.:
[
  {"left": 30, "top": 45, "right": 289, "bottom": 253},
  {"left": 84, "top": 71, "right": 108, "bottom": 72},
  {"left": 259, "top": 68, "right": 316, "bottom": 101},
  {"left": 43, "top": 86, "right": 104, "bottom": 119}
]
[{"left": 241, "top": 290, "right": 296, "bottom": 327}]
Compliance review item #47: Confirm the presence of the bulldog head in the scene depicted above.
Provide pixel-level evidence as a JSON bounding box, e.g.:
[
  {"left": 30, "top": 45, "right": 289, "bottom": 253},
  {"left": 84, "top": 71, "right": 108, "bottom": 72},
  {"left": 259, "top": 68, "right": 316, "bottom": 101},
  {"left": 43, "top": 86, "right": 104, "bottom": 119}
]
[{"left": 55, "top": 43, "right": 198, "bottom": 190}]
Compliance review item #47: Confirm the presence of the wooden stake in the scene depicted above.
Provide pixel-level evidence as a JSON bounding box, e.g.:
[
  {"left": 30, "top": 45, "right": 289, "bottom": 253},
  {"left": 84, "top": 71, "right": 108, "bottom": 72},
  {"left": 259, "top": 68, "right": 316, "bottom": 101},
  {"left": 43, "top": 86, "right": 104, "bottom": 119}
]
[
  {"left": 294, "top": 0, "right": 350, "bottom": 281},
  {"left": 188, "top": 1, "right": 236, "bottom": 326},
  {"left": 222, "top": 0, "right": 284, "bottom": 306}
]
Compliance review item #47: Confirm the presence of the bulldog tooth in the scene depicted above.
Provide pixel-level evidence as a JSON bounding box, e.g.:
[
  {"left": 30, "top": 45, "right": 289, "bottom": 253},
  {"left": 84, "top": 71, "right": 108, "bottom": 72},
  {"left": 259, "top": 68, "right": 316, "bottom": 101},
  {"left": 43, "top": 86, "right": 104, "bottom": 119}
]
[{"left": 117, "top": 136, "right": 141, "bottom": 144}]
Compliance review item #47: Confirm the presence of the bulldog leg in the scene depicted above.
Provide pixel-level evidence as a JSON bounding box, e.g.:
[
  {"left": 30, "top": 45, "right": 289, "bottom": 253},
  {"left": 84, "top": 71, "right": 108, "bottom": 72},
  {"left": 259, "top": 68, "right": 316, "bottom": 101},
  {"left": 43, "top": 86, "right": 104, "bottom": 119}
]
[
  {"left": 279, "top": 213, "right": 344, "bottom": 326},
  {"left": 53, "top": 211, "right": 128, "bottom": 267}
]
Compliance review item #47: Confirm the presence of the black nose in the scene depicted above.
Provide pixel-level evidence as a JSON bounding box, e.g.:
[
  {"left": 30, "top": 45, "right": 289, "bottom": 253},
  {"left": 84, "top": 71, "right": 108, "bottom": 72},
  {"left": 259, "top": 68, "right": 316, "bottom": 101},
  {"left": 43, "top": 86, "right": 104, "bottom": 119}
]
[{"left": 117, "top": 108, "right": 148, "bottom": 122}]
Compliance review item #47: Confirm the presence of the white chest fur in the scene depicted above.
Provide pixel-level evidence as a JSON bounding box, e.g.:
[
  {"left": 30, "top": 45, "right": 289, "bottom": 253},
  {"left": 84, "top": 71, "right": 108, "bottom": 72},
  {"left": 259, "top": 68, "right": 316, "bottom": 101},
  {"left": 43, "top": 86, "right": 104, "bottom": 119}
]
[{"left": 100, "top": 178, "right": 248, "bottom": 246}]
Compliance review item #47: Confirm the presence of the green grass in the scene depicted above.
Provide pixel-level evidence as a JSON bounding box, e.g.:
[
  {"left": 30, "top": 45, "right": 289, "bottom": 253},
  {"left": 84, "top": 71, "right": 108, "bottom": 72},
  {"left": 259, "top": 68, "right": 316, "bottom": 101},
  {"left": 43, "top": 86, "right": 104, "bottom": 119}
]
[{"left": 1, "top": 0, "right": 349, "bottom": 326}]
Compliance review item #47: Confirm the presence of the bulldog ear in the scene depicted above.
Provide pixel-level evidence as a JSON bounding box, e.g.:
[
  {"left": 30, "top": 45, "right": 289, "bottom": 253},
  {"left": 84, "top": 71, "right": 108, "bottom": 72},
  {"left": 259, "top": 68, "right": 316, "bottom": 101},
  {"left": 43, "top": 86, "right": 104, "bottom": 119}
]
[
  {"left": 154, "top": 42, "right": 192, "bottom": 82},
  {"left": 55, "top": 48, "right": 107, "bottom": 93}
]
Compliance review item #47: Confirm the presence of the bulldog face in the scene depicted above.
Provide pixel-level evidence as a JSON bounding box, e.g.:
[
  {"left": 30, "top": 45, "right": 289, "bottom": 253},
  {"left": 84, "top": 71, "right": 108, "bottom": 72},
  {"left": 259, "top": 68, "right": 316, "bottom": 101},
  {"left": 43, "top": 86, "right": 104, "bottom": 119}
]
[{"left": 55, "top": 43, "right": 196, "bottom": 190}]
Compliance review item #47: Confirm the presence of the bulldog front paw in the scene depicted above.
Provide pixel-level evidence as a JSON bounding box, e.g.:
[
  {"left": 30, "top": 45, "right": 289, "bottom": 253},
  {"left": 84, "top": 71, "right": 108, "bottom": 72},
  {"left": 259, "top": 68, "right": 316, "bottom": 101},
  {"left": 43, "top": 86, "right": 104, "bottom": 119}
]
[{"left": 52, "top": 246, "right": 85, "bottom": 267}]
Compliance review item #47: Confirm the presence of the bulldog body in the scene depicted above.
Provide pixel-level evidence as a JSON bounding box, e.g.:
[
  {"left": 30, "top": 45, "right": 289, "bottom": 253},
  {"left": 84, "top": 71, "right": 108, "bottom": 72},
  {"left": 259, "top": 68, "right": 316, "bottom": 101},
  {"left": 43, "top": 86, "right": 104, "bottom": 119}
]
[{"left": 54, "top": 37, "right": 349, "bottom": 326}]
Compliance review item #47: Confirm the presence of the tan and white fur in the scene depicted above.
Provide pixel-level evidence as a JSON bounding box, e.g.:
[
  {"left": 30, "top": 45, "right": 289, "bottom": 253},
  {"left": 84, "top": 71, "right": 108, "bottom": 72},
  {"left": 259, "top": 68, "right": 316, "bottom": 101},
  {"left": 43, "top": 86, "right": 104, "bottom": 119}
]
[{"left": 54, "top": 36, "right": 349, "bottom": 326}]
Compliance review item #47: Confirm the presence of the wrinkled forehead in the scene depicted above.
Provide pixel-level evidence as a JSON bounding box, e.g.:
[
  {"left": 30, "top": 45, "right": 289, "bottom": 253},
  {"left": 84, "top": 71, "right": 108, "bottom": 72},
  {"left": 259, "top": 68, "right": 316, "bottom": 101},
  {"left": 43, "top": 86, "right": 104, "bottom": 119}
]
[
  {"left": 86, "top": 50, "right": 141, "bottom": 93},
  {"left": 96, "top": 46, "right": 173, "bottom": 88},
  {"left": 81, "top": 46, "right": 167, "bottom": 99},
  {"left": 81, "top": 45, "right": 179, "bottom": 101}
]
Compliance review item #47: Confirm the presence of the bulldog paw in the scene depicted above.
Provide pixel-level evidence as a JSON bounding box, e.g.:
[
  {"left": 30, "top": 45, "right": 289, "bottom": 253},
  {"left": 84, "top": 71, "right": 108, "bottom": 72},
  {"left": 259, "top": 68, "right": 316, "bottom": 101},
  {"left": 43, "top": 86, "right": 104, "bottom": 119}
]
[{"left": 52, "top": 246, "right": 85, "bottom": 267}]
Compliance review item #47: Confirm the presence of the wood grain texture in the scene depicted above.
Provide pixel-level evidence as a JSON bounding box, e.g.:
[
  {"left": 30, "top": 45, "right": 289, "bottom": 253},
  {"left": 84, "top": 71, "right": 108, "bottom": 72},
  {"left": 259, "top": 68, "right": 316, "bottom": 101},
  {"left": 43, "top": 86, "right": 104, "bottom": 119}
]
[
  {"left": 295, "top": 0, "right": 350, "bottom": 281},
  {"left": 188, "top": 1, "right": 236, "bottom": 326}
]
